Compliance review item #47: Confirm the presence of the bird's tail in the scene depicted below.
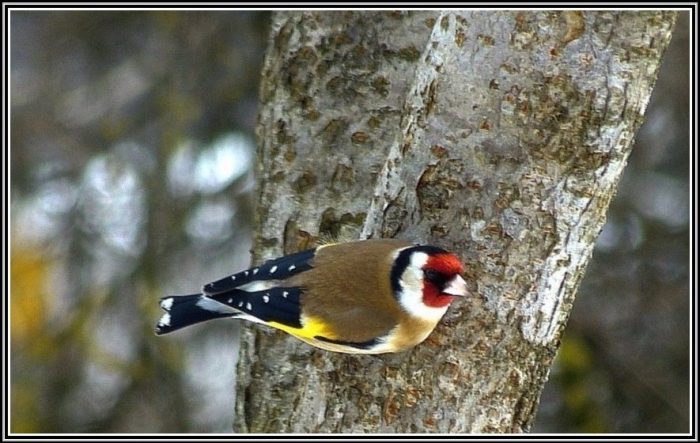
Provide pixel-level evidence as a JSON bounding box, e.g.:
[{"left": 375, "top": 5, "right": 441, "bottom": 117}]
[{"left": 155, "top": 293, "right": 237, "bottom": 335}]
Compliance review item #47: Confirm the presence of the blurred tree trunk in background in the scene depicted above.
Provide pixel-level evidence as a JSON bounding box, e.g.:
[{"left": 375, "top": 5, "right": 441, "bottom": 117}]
[
  {"left": 10, "top": 11, "right": 269, "bottom": 432},
  {"left": 234, "top": 11, "right": 675, "bottom": 432}
]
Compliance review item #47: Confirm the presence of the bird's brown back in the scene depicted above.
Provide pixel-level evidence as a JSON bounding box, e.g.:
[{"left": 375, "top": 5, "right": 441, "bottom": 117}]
[{"left": 287, "top": 239, "right": 412, "bottom": 342}]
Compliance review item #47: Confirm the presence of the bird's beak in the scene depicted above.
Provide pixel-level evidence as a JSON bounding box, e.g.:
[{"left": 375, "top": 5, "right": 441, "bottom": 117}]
[{"left": 443, "top": 275, "right": 468, "bottom": 297}]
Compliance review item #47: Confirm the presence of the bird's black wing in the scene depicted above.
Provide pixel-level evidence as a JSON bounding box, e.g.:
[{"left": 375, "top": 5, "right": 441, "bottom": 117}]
[
  {"left": 202, "top": 248, "right": 316, "bottom": 295},
  {"left": 206, "top": 286, "right": 303, "bottom": 329}
]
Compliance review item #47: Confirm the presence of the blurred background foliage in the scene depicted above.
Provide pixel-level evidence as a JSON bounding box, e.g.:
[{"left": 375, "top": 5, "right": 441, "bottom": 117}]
[{"left": 9, "top": 11, "right": 689, "bottom": 433}]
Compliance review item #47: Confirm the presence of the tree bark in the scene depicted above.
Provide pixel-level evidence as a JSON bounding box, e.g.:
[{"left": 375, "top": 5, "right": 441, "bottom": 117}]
[{"left": 234, "top": 10, "right": 676, "bottom": 433}]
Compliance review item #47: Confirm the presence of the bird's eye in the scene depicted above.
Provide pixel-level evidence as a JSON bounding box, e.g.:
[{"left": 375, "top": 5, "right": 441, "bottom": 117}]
[
  {"left": 424, "top": 269, "right": 438, "bottom": 281},
  {"left": 424, "top": 269, "right": 446, "bottom": 285}
]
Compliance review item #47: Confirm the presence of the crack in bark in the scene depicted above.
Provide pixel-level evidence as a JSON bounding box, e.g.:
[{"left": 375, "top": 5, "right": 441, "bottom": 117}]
[{"left": 361, "top": 11, "right": 455, "bottom": 239}]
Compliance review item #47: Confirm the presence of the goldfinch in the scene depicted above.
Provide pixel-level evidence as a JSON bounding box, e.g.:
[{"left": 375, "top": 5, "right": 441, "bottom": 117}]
[{"left": 155, "top": 239, "right": 467, "bottom": 354}]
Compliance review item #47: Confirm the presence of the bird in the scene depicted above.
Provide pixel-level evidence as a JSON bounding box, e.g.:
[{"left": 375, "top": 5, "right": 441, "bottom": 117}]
[{"left": 155, "top": 239, "right": 468, "bottom": 354}]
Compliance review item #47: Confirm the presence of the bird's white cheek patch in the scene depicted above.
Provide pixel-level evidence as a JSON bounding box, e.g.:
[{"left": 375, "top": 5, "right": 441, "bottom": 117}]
[{"left": 398, "top": 252, "right": 449, "bottom": 321}]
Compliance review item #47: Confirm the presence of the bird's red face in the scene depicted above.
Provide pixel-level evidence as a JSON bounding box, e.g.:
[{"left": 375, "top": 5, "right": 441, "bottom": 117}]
[
  {"left": 391, "top": 245, "right": 468, "bottom": 319},
  {"left": 421, "top": 253, "right": 467, "bottom": 308}
]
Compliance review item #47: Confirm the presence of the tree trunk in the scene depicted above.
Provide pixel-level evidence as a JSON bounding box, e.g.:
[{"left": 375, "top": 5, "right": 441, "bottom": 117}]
[{"left": 234, "top": 10, "right": 676, "bottom": 433}]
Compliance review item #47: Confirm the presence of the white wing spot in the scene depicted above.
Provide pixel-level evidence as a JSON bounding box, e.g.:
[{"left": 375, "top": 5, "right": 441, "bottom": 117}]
[
  {"left": 238, "top": 301, "right": 244, "bottom": 308},
  {"left": 160, "top": 298, "right": 174, "bottom": 310},
  {"left": 158, "top": 313, "right": 171, "bottom": 327},
  {"left": 269, "top": 265, "right": 277, "bottom": 274},
  {"left": 282, "top": 291, "right": 289, "bottom": 298},
  {"left": 288, "top": 264, "right": 296, "bottom": 271},
  {"left": 244, "top": 271, "right": 249, "bottom": 276},
  {"left": 246, "top": 302, "right": 252, "bottom": 310},
  {"left": 228, "top": 298, "right": 233, "bottom": 304},
  {"left": 231, "top": 275, "right": 236, "bottom": 281},
  {"left": 263, "top": 295, "right": 270, "bottom": 303},
  {"left": 253, "top": 268, "right": 259, "bottom": 275}
]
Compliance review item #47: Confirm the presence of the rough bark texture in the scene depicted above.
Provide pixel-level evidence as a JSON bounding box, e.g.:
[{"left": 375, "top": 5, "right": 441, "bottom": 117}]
[{"left": 234, "top": 11, "right": 676, "bottom": 433}]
